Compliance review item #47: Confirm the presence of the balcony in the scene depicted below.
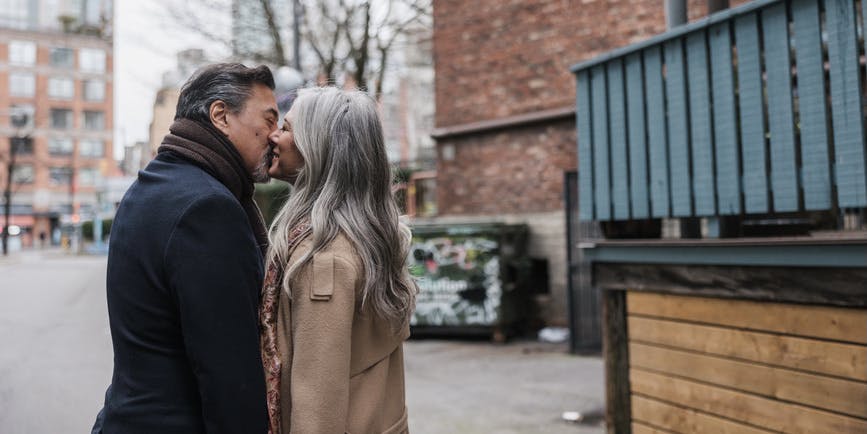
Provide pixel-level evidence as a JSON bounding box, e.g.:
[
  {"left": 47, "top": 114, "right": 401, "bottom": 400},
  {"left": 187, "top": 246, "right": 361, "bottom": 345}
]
[
  {"left": 570, "top": 0, "right": 866, "bottom": 238},
  {"left": 568, "top": 3, "right": 867, "bottom": 432}
]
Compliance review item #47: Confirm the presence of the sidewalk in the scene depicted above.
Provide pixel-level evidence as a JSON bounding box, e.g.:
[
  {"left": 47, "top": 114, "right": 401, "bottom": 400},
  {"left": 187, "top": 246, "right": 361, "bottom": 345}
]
[
  {"left": 405, "top": 339, "right": 606, "bottom": 434},
  {"left": 0, "top": 247, "right": 70, "bottom": 265}
]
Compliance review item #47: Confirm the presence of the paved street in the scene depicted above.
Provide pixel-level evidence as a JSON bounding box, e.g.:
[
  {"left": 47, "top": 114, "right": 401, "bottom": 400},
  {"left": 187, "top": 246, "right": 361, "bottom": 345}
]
[
  {"left": 0, "top": 250, "right": 113, "bottom": 434},
  {"left": 406, "top": 341, "right": 605, "bottom": 434},
  {"left": 0, "top": 250, "right": 604, "bottom": 434}
]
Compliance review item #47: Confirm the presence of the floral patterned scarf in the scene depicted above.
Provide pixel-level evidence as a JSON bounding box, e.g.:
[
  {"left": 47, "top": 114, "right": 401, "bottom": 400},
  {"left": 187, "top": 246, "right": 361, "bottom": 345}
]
[{"left": 260, "top": 222, "right": 311, "bottom": 434}]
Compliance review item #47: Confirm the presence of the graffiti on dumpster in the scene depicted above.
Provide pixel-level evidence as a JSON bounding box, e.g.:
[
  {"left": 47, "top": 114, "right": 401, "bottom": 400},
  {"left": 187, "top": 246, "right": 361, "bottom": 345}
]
[{"left": 409, "top": 235, "right": 502, "bottom": 326}]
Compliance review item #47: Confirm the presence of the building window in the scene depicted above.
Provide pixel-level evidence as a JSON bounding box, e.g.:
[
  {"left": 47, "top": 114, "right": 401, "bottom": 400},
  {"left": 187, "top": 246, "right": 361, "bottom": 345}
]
[
  {"left": 9, "top": 73, "right": 35, "bottom": 97},
  {"left": 10, "top": 136, "right": 33, "bottom": 155},
  {"left": 78, "top": 167, "right": 100, "bottom": 186},
  {"left": 11, "top": 164, "right": 34, "bottom": 184},
  {"left": 50, "top": 47, "right": 74, "bottom": 67},
  {"left": 83, "top": 80, "right": 104, "bottom": 101},
  {"left": 79, "top": 138, "right": 104, "bottom": 157},
  {"left": 9, "top": 104, "right": 34, "bottom": 128},
  {"left": 50, "top": 109, "right": 73, "bottom": 129},
  {"left": 84, "top": 111, "right": 104, "bottom": 130},
  {"left": 9, "top": 40, "right": 36, "bottom": 65},
  {"left": 49, "top": 167, "right": 73, "bottom": 185},
  {"left": 48, "top": 77, "right": 75, "bottom": 99},
  {"left": 0, "top": 1, "right": 28, "bottom": 29},
  {"left": 79, "top": 48, "right": 106, "bottom": 73},
  {"left": 48, "top": 137, "right": 74, "bottom": 155}
]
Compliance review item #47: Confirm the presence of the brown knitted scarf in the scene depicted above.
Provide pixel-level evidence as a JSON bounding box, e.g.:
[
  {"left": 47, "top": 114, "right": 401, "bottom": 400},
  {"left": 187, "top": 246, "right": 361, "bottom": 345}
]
[
  {"left": 260, "top": 222, "right": 311, "bottom": 434},
  {"left": 158, "top": 118, "right": 269, "bottom": 257}
]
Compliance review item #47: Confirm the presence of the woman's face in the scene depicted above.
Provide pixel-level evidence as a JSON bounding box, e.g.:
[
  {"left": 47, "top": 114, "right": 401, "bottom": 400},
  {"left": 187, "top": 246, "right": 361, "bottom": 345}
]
[{"left": 267, "top": 106, "right": 304, "bottom": 183}]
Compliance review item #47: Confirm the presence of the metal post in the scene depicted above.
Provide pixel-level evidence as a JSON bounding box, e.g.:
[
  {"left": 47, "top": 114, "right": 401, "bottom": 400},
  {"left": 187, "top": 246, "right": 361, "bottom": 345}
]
[
  {"left": 3, "top": 111, "right": 29, "bottom": 255},
  {"left": 665, "top": 0, "right": 688, "bottom": 29}
]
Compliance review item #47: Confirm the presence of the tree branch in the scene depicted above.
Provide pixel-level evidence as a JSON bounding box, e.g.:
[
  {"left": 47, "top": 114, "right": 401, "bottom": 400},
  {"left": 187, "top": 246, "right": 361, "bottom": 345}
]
[{"left": 260, "top": 0, "right": 288, "bottom": 65}]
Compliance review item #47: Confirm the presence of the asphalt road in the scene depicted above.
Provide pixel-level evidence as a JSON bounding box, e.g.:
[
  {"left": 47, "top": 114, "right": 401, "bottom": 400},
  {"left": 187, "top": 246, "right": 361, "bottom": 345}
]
[
  {"left": 0, "top": 250, "right": 604, "bottom": 434},
  {"left": 0, "top": 250, "right": 113, "bottom": 434}
]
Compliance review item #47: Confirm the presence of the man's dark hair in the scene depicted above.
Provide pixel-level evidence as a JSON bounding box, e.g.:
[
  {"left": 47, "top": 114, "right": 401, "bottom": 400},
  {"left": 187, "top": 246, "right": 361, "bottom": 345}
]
[{"left": 175, "top": 63, "right": 275, "bottom": 123}]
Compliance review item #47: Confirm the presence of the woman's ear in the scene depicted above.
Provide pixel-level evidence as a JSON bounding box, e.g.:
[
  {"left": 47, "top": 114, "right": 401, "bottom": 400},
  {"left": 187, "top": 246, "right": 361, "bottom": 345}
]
[{"left": 209, "top": 100, "right": 231, "bottom": 136}]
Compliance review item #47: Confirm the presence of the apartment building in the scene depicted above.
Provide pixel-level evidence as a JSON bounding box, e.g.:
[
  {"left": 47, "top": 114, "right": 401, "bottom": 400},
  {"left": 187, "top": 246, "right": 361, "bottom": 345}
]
[{"left": 0, "top": 0, "right": 113, "bottom": 247}]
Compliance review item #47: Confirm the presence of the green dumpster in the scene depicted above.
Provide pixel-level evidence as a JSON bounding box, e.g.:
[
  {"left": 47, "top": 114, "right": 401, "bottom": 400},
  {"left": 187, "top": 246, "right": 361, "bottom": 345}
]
[{"left": 408, "top": 223, "right": 535, "bottom": 340}]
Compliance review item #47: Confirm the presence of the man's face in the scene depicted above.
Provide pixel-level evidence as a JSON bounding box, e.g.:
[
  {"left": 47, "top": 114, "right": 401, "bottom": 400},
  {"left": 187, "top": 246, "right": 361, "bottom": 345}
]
[{"left": 223, "top": 83, "right": 279, "bottom": 183}]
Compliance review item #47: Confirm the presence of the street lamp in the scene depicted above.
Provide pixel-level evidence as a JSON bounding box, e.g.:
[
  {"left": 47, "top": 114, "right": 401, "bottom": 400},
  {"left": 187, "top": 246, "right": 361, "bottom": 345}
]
[{"left": 3, "top": 109, "right": 30, "bottom": 255}]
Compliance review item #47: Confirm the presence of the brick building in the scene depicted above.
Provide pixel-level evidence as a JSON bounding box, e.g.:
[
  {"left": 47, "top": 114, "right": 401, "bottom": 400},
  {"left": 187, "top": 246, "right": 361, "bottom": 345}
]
[
  {"left": 0, "top": 0, "right": 114, "bottom": 247},
  {"left": 430, "top": 0, "right": 749, "bottom": 325}
]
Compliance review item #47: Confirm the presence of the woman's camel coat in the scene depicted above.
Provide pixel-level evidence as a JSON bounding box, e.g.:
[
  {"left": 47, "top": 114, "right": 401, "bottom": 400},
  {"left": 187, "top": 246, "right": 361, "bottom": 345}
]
[{"left": 276, "top": 234, "right": 411, "bottom": 434}]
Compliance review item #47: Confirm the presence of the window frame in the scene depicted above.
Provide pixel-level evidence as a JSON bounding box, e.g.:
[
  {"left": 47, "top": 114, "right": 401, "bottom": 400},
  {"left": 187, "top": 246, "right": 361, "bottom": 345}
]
[
  {"left": 79, "top": 48, "right": 106, "bottom": 73},
  {"left": 9, "top": 40, "right": 36, "bottom": 65},
  {"left": 49, "top": 108, "right": 74, "bottom": 130},
  {"left": 48, "top": 77, "right": 75, "bottom": 100},
  {"left": 50, "top": 47, "right": 75, "bottom": 68},
  {"left": 9, "top": 72, "right": 35, "bottom": 97},
  {"left": 83, "top": 110, "right": 104, "bottom": 131}
]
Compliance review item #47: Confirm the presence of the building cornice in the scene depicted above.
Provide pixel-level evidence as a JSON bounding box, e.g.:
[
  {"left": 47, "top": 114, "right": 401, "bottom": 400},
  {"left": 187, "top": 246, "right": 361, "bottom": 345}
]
[
  {"left": 431, "top": 106, "right": 575, "bottom": 140},
  {"left": 0, "top": 28, "right": 112, "bottom": 48}
]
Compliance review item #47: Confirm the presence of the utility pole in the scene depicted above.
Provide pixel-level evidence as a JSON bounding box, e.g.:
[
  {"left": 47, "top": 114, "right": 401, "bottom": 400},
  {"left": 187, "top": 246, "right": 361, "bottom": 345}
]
[{"left": 3, "top": 110, "right": 29, "bottom": 255}]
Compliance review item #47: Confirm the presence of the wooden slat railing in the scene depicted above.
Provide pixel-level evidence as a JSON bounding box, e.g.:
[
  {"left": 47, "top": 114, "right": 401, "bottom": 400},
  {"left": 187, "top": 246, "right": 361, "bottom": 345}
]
[{"left": 572, "top": 0, "right": 867, "bottom": 223}]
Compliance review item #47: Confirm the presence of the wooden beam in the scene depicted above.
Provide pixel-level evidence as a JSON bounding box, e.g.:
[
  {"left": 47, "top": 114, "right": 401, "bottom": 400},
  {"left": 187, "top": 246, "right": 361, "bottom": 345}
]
[
  {"left": 631, "top": 368, "right": 867, "bottom": 433},
  {"left": 629, "top": 343, "right": 867, "bottom": 418},
  {"left": 581, "top": 240, "right": 867, "bottom": 268},
  {"left": 603, "top": 290, "right": 631, "bottom": 434},
  {"left": 632, "top": 422, "right": 676, "bottom": 434},
  {"left": 595, "top": 263, "right": 867, "bottom": 308},
  {"left": 629, "top": 316, "right": 867, "bottom": 381},
  {"left": 631, "top": 395, "right": 774, "bottom": 434},
  {"left": 625, "top": 292, "right": 867, "bottom": 344}
]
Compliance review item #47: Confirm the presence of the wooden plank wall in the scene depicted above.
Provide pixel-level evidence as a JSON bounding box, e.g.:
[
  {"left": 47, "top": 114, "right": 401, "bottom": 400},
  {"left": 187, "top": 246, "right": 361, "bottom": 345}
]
[{"left": 626, "top": 292, "right": 867, "bottom": 434}]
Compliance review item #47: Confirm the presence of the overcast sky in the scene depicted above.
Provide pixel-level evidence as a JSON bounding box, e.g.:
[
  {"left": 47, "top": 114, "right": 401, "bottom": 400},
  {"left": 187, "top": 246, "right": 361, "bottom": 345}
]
[{"left": 113, "top": 1, "right": 227, "bottom": 159}]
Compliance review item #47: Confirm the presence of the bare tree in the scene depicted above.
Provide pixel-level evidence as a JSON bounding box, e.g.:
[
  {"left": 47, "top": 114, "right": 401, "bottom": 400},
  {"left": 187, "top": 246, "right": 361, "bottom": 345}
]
[
  {"left": 368, "top": 0, "right": 430, "bottom": 99},
  {"left": 302, "top": 0, "right": 350, "bottom": 84},
  {"left": 259, "top": 0, "right": 289, "bottom": 65},
  {"left": 160, "top": 0, "right": 431, "bottom": 100},
  {"left": 332, "top": 0, "right": 431, "bottom": 99}
]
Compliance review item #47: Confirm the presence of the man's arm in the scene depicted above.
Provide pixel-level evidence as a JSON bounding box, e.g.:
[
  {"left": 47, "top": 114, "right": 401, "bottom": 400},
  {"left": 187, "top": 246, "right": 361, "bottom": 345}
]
[{"left": 165, "top": 193, "right": 267, "bottom": 434}]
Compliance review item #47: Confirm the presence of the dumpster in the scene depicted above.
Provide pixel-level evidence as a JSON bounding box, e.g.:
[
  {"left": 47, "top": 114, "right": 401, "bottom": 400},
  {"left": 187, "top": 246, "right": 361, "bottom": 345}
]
[{"left": 408, "top": 223, "right": 535, "bottom": 340}]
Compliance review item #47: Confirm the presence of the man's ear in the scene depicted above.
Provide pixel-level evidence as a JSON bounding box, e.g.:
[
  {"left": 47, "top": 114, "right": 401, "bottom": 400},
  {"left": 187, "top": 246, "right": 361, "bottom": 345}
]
[{"left": 209, "top": 100, "right": 231, "bottom": 136}]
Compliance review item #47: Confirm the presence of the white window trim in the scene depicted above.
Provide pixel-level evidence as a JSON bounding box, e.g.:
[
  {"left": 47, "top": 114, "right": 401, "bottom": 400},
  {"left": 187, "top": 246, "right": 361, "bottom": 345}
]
[
  {"left": 79, "top": 48, "right": 106, "bottom": 73},
  {"left": 48, "top": 77, "right": 75, "bottom": 99},
  {"left": 9, "top": 73, "right": 35, "bottom": 97},
  {"left": 9, "top": 40, "right": 36, "bottom": 66}
]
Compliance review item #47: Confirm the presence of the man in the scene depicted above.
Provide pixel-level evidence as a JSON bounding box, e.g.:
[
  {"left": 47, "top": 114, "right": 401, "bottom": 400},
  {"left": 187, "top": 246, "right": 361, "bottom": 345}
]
[{"left": 92, "top": 63, "right": 279, "bottom": 434}]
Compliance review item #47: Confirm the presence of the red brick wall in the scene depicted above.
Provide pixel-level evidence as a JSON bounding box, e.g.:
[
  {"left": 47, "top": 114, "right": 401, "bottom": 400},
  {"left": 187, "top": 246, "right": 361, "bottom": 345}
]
[
  {"left": 436, "top": 119, "right": 576, "bottom": 214},
  {"left": 434, "top": 0, "right": 751, "bottom": 128},
  {"left": 433, "top": 0, "right": 752, "bottom": 215}
]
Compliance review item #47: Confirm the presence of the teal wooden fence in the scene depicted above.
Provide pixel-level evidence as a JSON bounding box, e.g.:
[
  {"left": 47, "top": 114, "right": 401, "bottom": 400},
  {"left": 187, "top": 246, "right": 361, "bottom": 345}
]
[{"left": 572, "top": 0, "right": 867, "bottom": 222}]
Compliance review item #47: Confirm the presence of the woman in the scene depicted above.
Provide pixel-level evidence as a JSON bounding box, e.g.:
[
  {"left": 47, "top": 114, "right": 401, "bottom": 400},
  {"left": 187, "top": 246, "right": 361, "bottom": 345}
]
[{"left": 260, "top": 86, "right": 417, "bottom": 434}]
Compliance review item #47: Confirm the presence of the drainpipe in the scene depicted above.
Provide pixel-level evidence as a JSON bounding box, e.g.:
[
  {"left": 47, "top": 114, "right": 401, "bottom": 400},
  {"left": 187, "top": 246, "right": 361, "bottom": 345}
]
[
  {"left": 665, "top": 0, "right": 687, "bottom": 29},
  {"left": 708, "top": 0, "right": 730, "bottom": 14}
]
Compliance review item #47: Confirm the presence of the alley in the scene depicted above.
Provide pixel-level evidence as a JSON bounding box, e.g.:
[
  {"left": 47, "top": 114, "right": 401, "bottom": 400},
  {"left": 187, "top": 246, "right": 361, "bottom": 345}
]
[{"left": 0, "top": 251, "right": 604, "bottom": 434}]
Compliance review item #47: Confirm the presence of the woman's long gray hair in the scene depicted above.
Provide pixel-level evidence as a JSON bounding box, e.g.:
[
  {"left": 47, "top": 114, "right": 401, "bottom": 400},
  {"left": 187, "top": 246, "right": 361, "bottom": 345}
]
[{"left": 267, "top": 86, "right": 416, "bottom": 327}]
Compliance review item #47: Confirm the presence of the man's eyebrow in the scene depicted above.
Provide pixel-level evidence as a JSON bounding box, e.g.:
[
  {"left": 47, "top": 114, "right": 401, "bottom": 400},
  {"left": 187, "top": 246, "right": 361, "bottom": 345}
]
[{"left": 264, "top": 108, "right": 278, "bottom": 120}]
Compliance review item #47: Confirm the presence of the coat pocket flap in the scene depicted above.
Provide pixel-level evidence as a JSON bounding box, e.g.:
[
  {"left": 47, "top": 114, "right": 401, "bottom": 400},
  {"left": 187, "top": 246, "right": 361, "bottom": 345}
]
[{"left": 310, "top": 251, "right": 334, "bottom": 301}]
